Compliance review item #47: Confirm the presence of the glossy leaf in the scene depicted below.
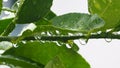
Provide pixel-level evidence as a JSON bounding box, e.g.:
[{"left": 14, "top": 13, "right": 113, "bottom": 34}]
[
  {"left": 3, "top": 41, "right": 63, "bottom": 65},
  {"left": 45, "top": 56, "right": 65, "bottom": 68},
  {"left": 22, "top": 13, "right": 104, "bottom": 39},
  {"left": 45, "top": 49, "right": 90, "bottom": 68},
  {"left": 15, "top": 0, "right": 53, "bottom": 24},
  {"left": 3, "top": 41, "right": 90, "bottom": 68},
  {"left": 51, "top": 13, "right": 105, "bottom": 33},
  {"left": 0, "top": 0, "right": 2, "bottom": 14},
  {"left": 0, "top": 18, "right": 13, "bottom": 35},
  {"left": 88, "top": 0, "right": 120, "bottom": 30},
  {"left": 0, "top": 55, "right": 43, "bottom": 68}
]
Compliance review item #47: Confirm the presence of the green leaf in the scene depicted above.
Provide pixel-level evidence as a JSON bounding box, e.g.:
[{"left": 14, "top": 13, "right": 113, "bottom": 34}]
[
  {"left": 45, "top": 49, "right": 90, "bottom": 68},
  {"left": 3, "top": 41, "right": 63, "bottom": 65},
  {"left": 15, "top": 0, "right": 53, "bottom": 24},
  {"left": 45, "top": 10, "right": 57, "bottom": 20},
  {"left": 88, "top": 0, "right": 120, "bottom": 30},
  {"left": 0, "top": 55, "right": 43, "bottom": 68},
  {"left": 0, "top": 18, "right": 13, "bottom": 35},
  {"left": 45, "top": 56, "right": 65, "bottom": 68},
  {"left": 51, "top": 13, "right": 105, "bottom": 33},
  {"left": 0, "top": 0, "right": 2, "bottom": 14},
  {"left": 35, "top": 18, "right": 52, "bottom": 25},
  {"left": 3, "top": 41, "right": 90, "bottom": 68}
]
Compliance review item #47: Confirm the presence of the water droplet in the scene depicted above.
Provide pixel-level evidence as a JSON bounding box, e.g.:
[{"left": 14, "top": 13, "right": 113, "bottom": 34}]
[
  {"left": 78, "top": 39, "right": 87, "bottom": 45},
  {"left": 66, "top": 44, "right": 71, "bottom": 48},
  {"left": 41, "top": 41, "right": 45, "bottom": 43},
  {"left": 22, "top": 41, "right": 26, "bottom": 44},
  {"left": 68, "top": 33, "right": 73, "bottom": 36},
  {"left": 112, "top": 32, "right": 119, "bottom": 35},
  {"left": 97, "top": 31, "right": 102, "bottom": 34},
  {"left": 47, "top": 31, "right": 51, "bottom": 36},
  {"left": 41, "top": 32, "right": 46, "bottom": 35},
  {"left": 12, "top": 43, "right": 18, "bottom": 48},
  {"left": 55, "top": 30, "right": 60, "bottom": 34},
  {"left": 34, "top": 35, "right": 41, "bottom": 40},
  {"left": 106, "top": 29, "right": 112, "bottom": 32},
  {"left": 54, "top": 41, "right": 61, "bottom": 46},
  {"left": 105, "top": 38, "right": 112, "bottom": 43}
]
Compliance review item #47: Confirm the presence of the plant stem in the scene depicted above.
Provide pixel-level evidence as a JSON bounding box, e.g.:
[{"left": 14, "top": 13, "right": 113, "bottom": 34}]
[{"left": 0, "top": 32, "right": 120, "bottom": 41}]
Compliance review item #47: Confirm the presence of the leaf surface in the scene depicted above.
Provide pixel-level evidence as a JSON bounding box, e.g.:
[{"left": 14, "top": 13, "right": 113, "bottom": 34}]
[
  {"left": 15, "top": 0, "right": 53, "bottom": 23},
  {"left": 88, "top": 0, "right": 120, "bottom": 30},
  {"left": 45, "top": 10, "right": 56, "bottom": 20},
  {"left": 51, "top": 13, "right": 105, "bottom": 33},
  {"left": 0, "top": 55, "right": 43, "bottom": 68},
  {"left": 0, "top": 18, "right": 13, "bottom": 35},
  {"left": 3, "top": 41, "right": 90, "bottom": 68},
  {"left": 45, "top": 48, "right": 90, "bottom": 68}
]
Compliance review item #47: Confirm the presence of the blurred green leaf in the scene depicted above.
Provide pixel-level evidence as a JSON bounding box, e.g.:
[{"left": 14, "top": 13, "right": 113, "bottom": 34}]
[
  {"left": 0, "top": 18, "right": 13, "bottom": 35},
  {"left": 0, "top": 0, "right": 2, "bottom": 14},
  {"left": 15, "top": 0, "right": 53, "bottom": 24},
  {"left": 3, "top": 41, "right": 90, "bottom": 68},
  {"left": 88, "top": 0, "right": 120, "bottom": 30},
  {"left": 0, "top": 55, "right": 43, "bottom": 68},
  {"left": 51, "top": 13, "right": 105, "bottom": 33}
]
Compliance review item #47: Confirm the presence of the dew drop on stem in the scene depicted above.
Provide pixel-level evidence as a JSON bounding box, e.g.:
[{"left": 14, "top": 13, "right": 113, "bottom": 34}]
[
  {"left": 12, "top": 43, "right": 18, "bottom": 48},
  {"left": 78, "top": 39, "right": 87, "bottom": 45},
  {"left": 105, "top": 38, "right": 112, "bottom": 43},
  {"left": 34, "top": 35, "right": 41, "bottom": 40}
]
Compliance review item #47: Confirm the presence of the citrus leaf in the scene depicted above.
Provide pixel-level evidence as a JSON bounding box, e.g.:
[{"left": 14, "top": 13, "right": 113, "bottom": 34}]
[
  {"left": 45, "top": 10, "right": 56, "bottom": 20},
  {"left": 51, "top": 13, "right": 105, "bottom": 33},
  {"left": 0, "top": 55, "right": 43, "bottom": 68},
  {"left": 23, "top": 13, "right": 104, "bottom": 38},
  {"left": 3, "top": 41, "right": 63, "bottom": 65},
  {"left": 88, "top": 0, "right": 120, "bottom": 30},
  {"left": 3, "top": 41, "right": 90, "bottom": 68},
  {"left": 0, "top": 0, "right": 2, "bottom": 14},
  {"left": 35, "top": 18, "right": 52, "bottom": 25},
  {"left": 15, "top": 0, "right": 53, "bottom": 24},
  {"left": 45, "top": 49, "right": 90, "bottom": 68},
  {"left": 45, "top": 56, "right": 65, "bottom": 68},
  {"left": 0, "top": 18, "right": 13, "bottom": 35}
]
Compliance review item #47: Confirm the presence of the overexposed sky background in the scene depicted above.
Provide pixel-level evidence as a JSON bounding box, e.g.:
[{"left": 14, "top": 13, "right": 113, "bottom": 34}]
[{"left": 51, "top": 0, "right": 120, "bottom": 68}]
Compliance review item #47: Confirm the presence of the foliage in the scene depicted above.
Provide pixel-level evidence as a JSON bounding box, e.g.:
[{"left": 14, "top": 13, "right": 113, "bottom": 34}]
[
  {"left": 88, "top": 0, "right": 120, "bottom": 30},
  {"left": 0, "top": 0, "right": 120, "bottom": 68}
]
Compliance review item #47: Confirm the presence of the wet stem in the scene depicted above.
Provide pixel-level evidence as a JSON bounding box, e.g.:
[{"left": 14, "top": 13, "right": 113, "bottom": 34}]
[{"left": 0, "top": 32, "right": 120, "bottom": 42}]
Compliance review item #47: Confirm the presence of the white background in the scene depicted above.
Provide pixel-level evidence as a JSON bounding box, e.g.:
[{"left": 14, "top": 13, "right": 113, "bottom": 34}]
[{"left": 51, "top": 0, "right": 120, "bottom": 68}]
